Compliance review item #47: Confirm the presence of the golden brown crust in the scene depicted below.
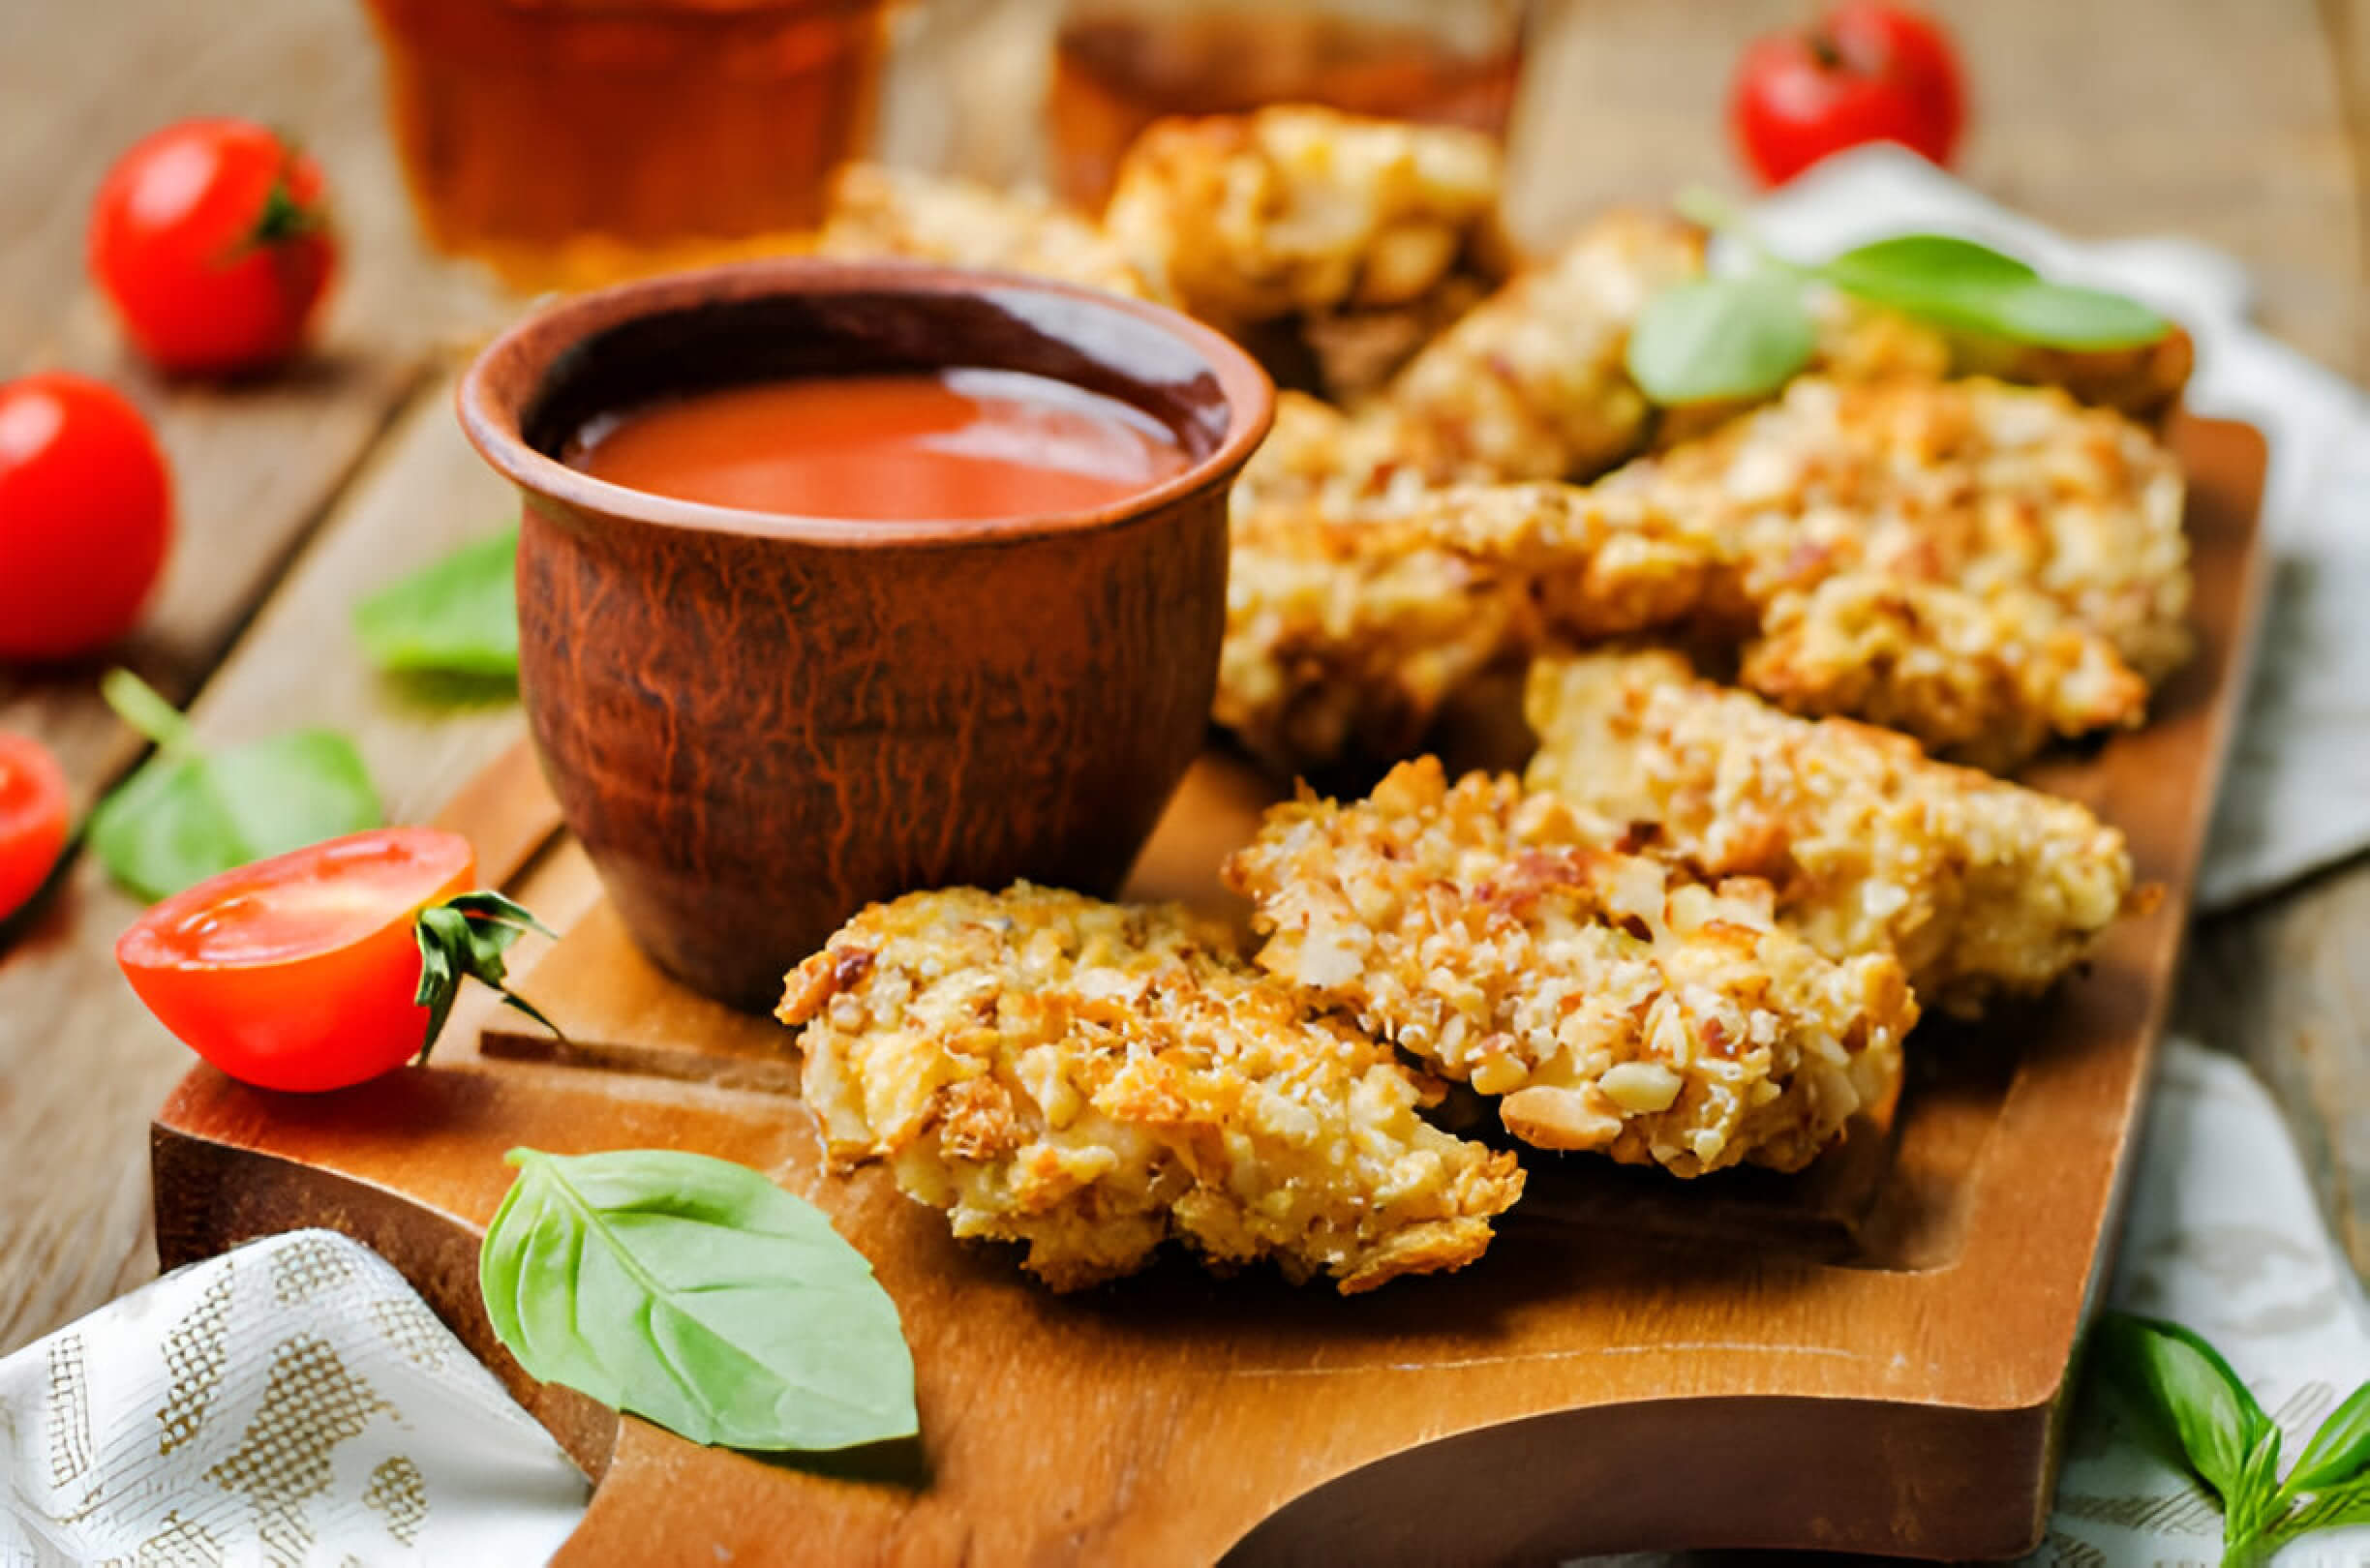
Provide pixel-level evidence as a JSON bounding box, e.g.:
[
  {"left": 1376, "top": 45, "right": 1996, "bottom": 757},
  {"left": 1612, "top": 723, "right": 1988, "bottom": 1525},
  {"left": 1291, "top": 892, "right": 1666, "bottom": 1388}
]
[
  {"left": 779, "top": 883, "right": 1524, "bottom": 1293},
  {"left": 1525, "top": 649, "right": 2138, "bottom": 1013},
  {"left": 1103, "top": 106, "right": 1513, "bottom": 399},
  {"left": 1377, "top": 210, "right": 1706, "bottom": 483},
  {"left": 1217, "top": 371, "right": 2190, "bottom": 775},
  {"left": 1618, "top": 375, "right": 2193, "bottom": 694},
  {"left": 816, "top": 164, "right": 1153, "bottom": 300},
  {"left": 1224, "top": 760, "right": 1915, "bottom": 1176}
]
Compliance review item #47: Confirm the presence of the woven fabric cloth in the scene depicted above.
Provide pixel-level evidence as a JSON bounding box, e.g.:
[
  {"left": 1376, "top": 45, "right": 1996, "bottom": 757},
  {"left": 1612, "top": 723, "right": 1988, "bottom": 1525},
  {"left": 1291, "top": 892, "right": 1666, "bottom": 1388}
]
[{"left": 0, "top": 1230, "right": 586, "bottom": 1567}]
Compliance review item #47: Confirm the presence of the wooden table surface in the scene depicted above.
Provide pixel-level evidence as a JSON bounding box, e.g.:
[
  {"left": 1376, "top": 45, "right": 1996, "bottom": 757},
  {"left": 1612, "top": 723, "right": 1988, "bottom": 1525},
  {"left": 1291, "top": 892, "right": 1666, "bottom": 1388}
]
[{"left": 3, "top": 0, "right": 2368, "bottom": 1363}]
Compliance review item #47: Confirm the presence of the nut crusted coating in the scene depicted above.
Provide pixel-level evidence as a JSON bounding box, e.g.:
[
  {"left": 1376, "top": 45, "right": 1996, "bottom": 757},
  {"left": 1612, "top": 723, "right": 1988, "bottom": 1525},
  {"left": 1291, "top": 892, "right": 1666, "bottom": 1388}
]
[
  {"left": 817, "top": 164, "right": 1154, "bottom": 300},
  {"left": 1104, "top": 106, "right": 1513, "bottom": 399},
  {"left": 1525, "top": 650, "right": 2137, "bottom": 1014},
  {"left": 1220, "top": 480, "right": 1738, "bottom": 775},
  {"left": 1616, "top": 374, "right": 2193, "bottom": 690},
  {"left": 1218, "top": 373, "right": 2188, "bottom": 775},
  {"left": 778, "top": 884, "right": 1525, "bottom": 1294},
  {"left": 1379, "top": 209, "right": 1706, "bottom": 484},
  {"left": 1225, "top": 760, "right": 1914, "bottom": 1176},
  {"left": 1740, "top": 574, "right": 2150, "bottom": 772}
]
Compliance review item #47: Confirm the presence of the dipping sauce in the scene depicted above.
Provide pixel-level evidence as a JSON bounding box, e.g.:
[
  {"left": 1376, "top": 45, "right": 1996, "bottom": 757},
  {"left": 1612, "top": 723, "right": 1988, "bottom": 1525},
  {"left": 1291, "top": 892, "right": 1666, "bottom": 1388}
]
[{"left": 570, "top": 369, "right": 1191, "bottom": 522}]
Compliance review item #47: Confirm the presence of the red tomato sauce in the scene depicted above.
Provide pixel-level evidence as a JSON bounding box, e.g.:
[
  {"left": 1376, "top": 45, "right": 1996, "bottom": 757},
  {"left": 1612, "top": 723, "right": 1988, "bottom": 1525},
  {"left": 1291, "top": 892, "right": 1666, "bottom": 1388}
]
[{"left": 568, "top": 369, "right": 1191, "bottom": 522}]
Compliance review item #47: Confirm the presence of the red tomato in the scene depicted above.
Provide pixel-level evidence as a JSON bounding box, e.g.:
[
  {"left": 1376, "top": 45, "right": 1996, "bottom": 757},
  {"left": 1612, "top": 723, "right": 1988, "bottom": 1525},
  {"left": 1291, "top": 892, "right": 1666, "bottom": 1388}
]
[
  {"left": 117, "top": 828, "right": 476, "bottom": 1092},
  {"left": 1731, "top": 3, "right": 1966, "bottom": 187},
  {"left": 88, "top": 118, "right": 338, "bottom": 376},
  {"left": 0, "top": 373, "right": 173, "bottom": 661},
  {"left": 0, "top": 732, "right": 73, "bottom": 922}
]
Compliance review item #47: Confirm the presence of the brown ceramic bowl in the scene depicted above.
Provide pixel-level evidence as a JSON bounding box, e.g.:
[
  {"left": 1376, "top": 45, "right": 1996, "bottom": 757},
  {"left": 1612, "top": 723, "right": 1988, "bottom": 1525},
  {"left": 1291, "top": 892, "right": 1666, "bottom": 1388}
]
[{"left": 459, "top": 259, "right": 1272, "bottom": 1010}]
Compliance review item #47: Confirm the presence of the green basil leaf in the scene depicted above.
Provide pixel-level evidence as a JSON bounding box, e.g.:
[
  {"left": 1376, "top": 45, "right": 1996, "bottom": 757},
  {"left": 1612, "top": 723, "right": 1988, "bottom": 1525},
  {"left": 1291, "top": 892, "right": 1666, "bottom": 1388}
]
[
  {"left": 1626, "top": 273, "right": 1817, "bottom": 406},
  {"left": 1819, "top": 233, "right": 2040, "bottom": 336},
  {"left": 1815, "top": 231, "right": 2167, "bottom": 349},
  {"left": 2284, "top": 1380, "right": 2370, "bottom": 1495},
  {"left": 89, "top": 730, "right": 382, "bottom": 902},
  {"left": 354, "top": 528, "right": 521, "bottom": 678},
  {"left": 2094, "top": 1312, "right": 2281, "bottom": 1512},
  {"left": 2272, "top": 1474, "right": 2370, "bottom": 1537},
  {"left": 1985, "top": 282, "right": 2172, "bottom": 349},
  {"left": 480, "top": 1147, "right": 917, "bottom": 1453}
]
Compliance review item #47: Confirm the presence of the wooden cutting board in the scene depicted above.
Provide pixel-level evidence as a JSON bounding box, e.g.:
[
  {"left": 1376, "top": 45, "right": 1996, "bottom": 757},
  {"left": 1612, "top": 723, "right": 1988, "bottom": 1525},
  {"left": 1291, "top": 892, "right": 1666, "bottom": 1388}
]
[{"left": 152, "top": 416, "right": 2267, "bottom": 1565}]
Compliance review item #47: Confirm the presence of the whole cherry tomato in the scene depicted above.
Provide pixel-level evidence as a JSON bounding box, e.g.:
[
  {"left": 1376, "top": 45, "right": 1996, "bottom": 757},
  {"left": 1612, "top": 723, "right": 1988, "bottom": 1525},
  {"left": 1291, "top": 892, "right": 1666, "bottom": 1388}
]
[
  {"left": 89, "top": 118, "right": 338, "bottom": 376},
  {"left": 0, "top": 373, "right": 173, "bottom": 661},
  {"left": 0, "top": 732, "right": 73, "bottom": 922},
  {"left": 1731, "top": 3, "right": 1966, "bottom": 187},
  {"left": 117, "top": 828, "right": 480, "bottom": 1092}
]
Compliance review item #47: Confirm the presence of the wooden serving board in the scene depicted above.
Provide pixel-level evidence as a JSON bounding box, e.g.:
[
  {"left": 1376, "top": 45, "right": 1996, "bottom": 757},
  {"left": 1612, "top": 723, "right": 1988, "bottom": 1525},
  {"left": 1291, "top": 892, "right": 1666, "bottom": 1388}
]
[{"left": 153, "top": 417, "right": 2266, "bottom": 1565}]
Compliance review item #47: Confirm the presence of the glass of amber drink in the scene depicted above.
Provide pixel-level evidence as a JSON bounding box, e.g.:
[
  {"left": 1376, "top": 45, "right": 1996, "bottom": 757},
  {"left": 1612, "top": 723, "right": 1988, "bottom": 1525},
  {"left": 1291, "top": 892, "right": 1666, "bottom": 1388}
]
[
  {"left": 1048, "top": 0, "right": 1530, "bottom": 212},
  {"left": 359, "top": 0, "right": 894, "bottom": 290}
]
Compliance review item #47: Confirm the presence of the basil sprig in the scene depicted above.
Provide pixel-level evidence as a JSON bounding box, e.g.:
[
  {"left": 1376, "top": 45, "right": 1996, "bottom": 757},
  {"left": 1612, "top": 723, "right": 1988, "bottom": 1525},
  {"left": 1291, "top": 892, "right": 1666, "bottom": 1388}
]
[
  {"left": 480, "top": 1147, "right": 918, "bottom": 1453},
  {"left": 2097, "top": 1311, "right": 2370, "bottom": 1562},
  {"left": 354, "top": 528, "right": 521, "bottom": 681},
  {"left": 89, "top": 670, "right": 381, "bottom": 902},
  {"left": 1626, "top": 226, "right": 2172, "bottom": 407}
]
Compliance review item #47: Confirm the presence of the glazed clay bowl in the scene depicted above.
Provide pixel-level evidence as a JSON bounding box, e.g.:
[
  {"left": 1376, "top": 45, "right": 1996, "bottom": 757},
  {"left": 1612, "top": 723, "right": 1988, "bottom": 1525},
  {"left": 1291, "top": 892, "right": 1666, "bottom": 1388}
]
[{"left": 459, "top": 259, "right": 1273, "bottom": 1011}]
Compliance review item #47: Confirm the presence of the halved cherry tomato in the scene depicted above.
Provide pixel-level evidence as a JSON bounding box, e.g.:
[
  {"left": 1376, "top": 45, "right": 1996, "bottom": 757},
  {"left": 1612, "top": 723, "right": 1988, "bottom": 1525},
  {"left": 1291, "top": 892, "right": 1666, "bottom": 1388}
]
[
  {"left": 0, "top": 732, "right": 73, "bottom": 922},
  {"left": 0, "top": 373, "right": 173, "bottom": 661},
  {"left": 117, "top": 828, "right": 474, "bottom": 1092},
  {"left": 89, "top": 118, "right": 338, "bottom": 376},
  {"left": 1731, "top": 3, "right": 1966, "bottom": 187}
]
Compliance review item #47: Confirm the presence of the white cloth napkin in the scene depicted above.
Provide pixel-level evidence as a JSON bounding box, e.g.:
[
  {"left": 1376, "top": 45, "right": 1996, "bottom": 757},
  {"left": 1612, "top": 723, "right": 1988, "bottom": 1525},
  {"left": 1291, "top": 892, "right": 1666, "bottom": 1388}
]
[
  {"left": 1745, "top": 143, "right": 2370, "bottom": 913},
  {"left": 0, "top": 1230, "right": 586, "bottom": 1567}
]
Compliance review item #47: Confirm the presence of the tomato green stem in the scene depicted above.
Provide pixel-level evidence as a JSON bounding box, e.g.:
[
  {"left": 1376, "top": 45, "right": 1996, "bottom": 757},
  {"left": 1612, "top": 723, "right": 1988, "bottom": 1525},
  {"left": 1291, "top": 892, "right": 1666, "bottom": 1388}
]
[{"left": 411, "top": 890, "right": 562, "bottom": 1065}]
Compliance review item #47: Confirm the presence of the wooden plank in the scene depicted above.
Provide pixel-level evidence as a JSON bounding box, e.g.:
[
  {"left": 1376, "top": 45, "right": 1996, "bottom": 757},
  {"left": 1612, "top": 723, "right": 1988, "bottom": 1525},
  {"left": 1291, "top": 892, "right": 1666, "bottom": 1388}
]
[
  {"left": 0, "top": 0, "right": 504, "bottom": 800},
  {"left": 0, "top": 379, "right": 526, "bottom": 1352},
  {"left": 149, "top": 416, "right": 2268, "bottom": 1566}
]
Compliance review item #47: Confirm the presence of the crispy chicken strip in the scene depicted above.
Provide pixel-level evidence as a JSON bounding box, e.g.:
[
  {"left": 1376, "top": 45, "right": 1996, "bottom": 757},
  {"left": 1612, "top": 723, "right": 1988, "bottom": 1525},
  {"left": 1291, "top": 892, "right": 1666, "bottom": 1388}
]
[
  {"left": 1219, "top": 480, "right": 1739, "bottom": 775},
  {"left": 1613, "top": 374, "right": 2193, "bottom": 687},
  {"left": 778, "top": 883, "right": 1525, "bottom": 1293},
  {"left": 1103, "top": 106, "right": 1513, "bottom": 399},
  {"left": 1220, "top": 375, "right": 2184, "bottom": 774},
  {"left": 1524, "top": 650, "right": 2137, "bottom": 1014},
  {"left": 1378, "top": 210, "right": 1706, "bottom": 484},
  {"left": 817, "top": 164, "right": 1154, "bottom": 300},
  {"left": 1225, "top": 760, "right": 1914, "bottom": 1175},
  {"left": 1740, "top": 574, "right": 2150, "bottom": 770}
]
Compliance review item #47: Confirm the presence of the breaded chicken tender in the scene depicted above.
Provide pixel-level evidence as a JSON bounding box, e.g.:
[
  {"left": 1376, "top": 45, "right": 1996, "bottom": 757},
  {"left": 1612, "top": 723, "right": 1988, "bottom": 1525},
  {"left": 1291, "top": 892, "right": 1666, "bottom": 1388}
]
[
  {"left": 1524, "top": 650, "right": 2137, "bottom": 1014},
  {"left": 1379, "top": 210, "right": 1705, "bottom": 484},
  {"left": 1740, "top": 574, "right": 2150, "bottom": 771},
  {"left": 817, "top": 164, "right": 1153, "bottom": 300},
  {"left": 1104, "top": 106, "right": 1513, "bottom": 399},
  {"left": 1225, "top": 761, "right": 1914, "bottom": 1176},
  {"left": 1217, "top": 372, "right": 2188, "bottom": 775},
  {"left": 1219, "top": 480, "right": 1744, "bottom": 774},
  {"left": 778, "top": 884, "right": 1525, "bottom": 1293},
  {"left": 1619, "top": 374, "right": 2192, "bottom": 689}
]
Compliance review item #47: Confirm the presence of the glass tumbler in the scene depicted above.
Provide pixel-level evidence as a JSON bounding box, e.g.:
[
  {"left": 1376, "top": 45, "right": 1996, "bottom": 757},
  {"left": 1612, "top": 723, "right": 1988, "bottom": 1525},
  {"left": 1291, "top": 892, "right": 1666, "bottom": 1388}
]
[{"left": 361, "top": 0, "right": 896, "bottom": 290}]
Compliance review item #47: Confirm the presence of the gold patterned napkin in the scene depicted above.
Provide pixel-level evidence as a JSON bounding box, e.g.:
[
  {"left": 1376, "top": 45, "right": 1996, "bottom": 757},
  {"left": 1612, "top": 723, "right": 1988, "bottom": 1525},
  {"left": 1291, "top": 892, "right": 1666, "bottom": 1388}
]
[{"left": 0, "top": 1230, "right": 587, "bottom": 1566}]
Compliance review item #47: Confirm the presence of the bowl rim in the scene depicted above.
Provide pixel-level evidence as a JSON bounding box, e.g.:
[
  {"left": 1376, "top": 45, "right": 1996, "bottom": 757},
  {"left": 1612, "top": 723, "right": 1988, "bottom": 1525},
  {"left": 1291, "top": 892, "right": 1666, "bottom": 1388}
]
[{"left": 456, "top": 256, "right": 1275, "bottom": 548}]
